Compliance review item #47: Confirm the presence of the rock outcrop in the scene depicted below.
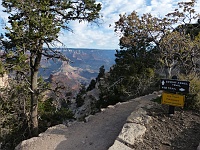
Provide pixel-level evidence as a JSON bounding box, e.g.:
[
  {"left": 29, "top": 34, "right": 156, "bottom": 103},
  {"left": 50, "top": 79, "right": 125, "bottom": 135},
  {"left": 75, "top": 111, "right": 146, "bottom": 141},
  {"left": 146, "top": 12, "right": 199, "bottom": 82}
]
[
  {"left": 74, "top": 88, "right": 100, "bottom": 120},
  {"left": 109, "top": 91, "right": 162, "bottom": 150}
]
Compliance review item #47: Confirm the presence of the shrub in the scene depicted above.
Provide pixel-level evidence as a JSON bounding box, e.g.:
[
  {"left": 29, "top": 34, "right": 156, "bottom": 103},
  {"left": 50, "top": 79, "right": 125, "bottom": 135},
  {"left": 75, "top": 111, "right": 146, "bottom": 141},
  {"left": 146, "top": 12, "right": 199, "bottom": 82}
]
[
  {"left": 179, "top": 73, "right": 200, "bottom": 111},
  {"left": 38, "top": 98, "right": 74, "bottom": 131},
  {"left": 0, "top": 84, "right": 30, "bottom": 150}
]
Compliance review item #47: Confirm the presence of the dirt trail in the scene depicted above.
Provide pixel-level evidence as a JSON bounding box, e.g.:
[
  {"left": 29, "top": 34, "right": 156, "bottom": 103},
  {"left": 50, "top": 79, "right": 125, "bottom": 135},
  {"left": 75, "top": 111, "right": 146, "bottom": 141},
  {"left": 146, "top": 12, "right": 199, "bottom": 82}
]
[{"left": 16, "top": 94, "right": 158, "bottom": 150}]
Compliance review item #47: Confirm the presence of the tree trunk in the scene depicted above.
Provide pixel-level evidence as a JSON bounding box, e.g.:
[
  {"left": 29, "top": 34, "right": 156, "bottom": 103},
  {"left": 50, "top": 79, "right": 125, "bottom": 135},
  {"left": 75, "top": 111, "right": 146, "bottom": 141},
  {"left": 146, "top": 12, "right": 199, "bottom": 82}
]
[
  {"left": 30, "top": 53, "right": 42, "bottom": 137},
  {"left": 164, "top": 66, "right": 172, "bottom": 79}
]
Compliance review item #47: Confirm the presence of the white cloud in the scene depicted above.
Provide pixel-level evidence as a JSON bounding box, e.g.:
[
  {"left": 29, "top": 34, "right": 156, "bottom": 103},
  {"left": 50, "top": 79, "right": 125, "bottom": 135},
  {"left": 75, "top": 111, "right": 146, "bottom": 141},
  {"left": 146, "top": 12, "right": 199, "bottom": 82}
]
[
  {"left": 58, "top": 21, "right": 118, "bottom": 49},
  {"left": 0, "top": 1, "right": 9, "bottom": 32},
  {"left": 0, "top": 0, "right": 200, "bottom": 49}
]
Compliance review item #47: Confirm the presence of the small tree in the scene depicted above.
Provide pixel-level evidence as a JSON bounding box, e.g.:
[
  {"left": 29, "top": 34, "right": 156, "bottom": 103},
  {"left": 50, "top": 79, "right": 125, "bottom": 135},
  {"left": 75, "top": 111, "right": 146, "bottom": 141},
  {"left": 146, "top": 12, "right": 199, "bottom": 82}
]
[
  {"left": 112, "top": 10, "right": 158, "bottom": 98},
  {"left": 76, "top": 84, "right": 86, "bottom": 107},
  {"left": 87, "top": 79, "right": 96, "bottom": 91},
  {"left": 96, "top": 65, "right": 105, "bottom": 82},
  {"left": 159, "top": 31, "right": 200, "bottom": 77},
  {"left": 2, "top": 0, "right": 101, "bottom": 136}
]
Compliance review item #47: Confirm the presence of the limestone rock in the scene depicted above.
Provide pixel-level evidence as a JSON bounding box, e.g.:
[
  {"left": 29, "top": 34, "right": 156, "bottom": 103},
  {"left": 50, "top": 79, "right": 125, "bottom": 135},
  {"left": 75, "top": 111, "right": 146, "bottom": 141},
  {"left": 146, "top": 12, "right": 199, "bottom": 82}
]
[
  {"left": 15, "top": 137, "right": 38, "bottom": 150},
  {"left": 75, "top": 88, "right": 100, "bottom": 120},
  {"left": 127, "top": 108, "right": 152, "bottom": 125},
  {"left": 118, "top": 123, "right": 146, "bottom": 146},
  {"left": 108, "top": 140, "right": 133, "bottom": 150}
]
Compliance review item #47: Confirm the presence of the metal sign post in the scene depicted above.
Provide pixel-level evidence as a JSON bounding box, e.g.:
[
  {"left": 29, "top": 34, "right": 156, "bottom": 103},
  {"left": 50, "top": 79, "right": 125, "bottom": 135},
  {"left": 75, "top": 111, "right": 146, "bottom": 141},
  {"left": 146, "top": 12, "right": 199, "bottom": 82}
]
[
  {"left": 160, "top": 75, "right": 190, "bottom": 116},
  {"left": 169, "top": 76, "right": 177, "bottom": 115}
]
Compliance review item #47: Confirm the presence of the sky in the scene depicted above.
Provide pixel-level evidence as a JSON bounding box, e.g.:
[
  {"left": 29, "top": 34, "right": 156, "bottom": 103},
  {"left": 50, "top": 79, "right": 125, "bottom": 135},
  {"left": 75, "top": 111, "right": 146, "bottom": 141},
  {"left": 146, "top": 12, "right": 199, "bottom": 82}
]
[{"left": 0, "top": 0, "right": 199, "bottom": 50}]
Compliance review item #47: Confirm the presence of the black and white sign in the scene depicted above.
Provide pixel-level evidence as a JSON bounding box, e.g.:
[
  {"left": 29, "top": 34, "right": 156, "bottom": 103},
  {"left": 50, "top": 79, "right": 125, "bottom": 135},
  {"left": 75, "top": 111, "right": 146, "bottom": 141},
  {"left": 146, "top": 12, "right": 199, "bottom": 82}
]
[{"left": 160, "top": 79, "right": 190, "bottom": 93}]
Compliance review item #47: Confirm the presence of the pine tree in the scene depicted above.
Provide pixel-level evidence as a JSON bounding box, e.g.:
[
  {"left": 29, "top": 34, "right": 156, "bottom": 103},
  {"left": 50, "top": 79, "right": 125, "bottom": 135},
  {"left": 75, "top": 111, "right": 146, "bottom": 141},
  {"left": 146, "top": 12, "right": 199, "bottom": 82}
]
[{"left": 2, "top": 0, "right": 101, "bottom": 136}]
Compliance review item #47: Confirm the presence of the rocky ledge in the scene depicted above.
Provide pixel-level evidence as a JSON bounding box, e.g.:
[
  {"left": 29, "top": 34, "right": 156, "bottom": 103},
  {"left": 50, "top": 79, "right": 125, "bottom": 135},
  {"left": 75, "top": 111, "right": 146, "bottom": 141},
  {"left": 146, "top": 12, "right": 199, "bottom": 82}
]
[{"left": 108, "top": 92, "right": 160, "bottom": 150}]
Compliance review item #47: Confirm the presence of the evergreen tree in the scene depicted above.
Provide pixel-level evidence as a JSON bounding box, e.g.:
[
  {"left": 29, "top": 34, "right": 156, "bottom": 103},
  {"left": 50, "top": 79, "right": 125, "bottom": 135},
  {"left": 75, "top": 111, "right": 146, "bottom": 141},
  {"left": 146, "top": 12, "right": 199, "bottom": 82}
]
[
  {"left": 76, "top": 84, "right": 86, "bottom": 107},
  {"left": 2, "top": 0, "right": 101, "bottom": 136},
  {"left": 96, "top": 65, "right": 105, "bottom": 82},
  {"left": 87, "top": 79, "right": 96, "bottom": 91},
  {"left": 110, "top": 11, "right": 158, "bottom": 98}
]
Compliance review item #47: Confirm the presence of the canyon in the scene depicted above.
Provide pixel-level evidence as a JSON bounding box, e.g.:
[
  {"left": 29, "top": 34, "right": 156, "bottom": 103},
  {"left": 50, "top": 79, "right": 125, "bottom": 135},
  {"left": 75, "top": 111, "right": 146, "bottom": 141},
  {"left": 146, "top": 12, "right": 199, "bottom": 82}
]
[{"left": 40, "top": 48, "right": 116, "bottom": 93}]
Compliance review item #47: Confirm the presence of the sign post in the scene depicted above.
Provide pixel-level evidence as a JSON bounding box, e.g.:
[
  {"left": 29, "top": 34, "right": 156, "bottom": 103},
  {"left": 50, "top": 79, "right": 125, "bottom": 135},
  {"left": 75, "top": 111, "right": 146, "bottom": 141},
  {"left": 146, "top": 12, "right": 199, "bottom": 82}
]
[
  {"left": 160, "top": 76, "right": 190, "bottom": 116},
  {"left": 162, "top": 92, "right": 185, "bottom": 107},
  {"left": 160, "top": 78, "right": 190, "bottom": 93},
  {"left": 169, "top": 75, "right": 177, "bottom": 115}
]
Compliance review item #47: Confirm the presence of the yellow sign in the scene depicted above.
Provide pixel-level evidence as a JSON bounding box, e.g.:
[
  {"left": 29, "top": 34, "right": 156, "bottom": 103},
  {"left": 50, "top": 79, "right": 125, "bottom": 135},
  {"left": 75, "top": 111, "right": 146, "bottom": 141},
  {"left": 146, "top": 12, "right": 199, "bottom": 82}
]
[{"left": 162, "top": 92, "right": 185, "bottom": 107}]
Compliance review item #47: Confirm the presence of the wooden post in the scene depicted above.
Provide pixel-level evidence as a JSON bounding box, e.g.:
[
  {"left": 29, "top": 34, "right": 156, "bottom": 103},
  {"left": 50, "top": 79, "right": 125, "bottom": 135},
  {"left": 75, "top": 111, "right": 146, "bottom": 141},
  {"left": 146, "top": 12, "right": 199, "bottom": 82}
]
[{"left": 168, "top": 75, "right": 177, "bottom": 116}]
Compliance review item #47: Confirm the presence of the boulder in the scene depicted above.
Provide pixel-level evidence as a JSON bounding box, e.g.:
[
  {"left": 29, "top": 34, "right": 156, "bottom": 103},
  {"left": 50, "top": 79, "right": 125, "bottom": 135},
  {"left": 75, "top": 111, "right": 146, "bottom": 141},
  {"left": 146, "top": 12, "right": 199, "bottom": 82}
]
[{"left": 118, "top": 123, "right": 146, "bottom": 146}]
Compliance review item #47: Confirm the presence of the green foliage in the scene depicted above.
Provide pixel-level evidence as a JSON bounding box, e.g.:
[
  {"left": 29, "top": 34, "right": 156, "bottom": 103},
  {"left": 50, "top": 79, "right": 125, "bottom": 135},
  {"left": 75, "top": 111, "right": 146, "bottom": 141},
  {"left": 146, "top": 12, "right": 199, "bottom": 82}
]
[
  {"left": 97, "top": 88, "right": 124, "bottom": 108},
  {"left": 87, "top": 79, "right": 96, "bottom": 91},
  {"left": 159, "top": 31, "right": 200, "bottom": 76},
  {"left": 95, "top": 8, "right": 163, "bottom": 108},
  {"left": 113, "top": 12, "right": 159, "bottom": 95},
  {"left": 96, "top": 65, "right": 105, "bottom": 82},
  {"left": 179, "top": 73, "right": 200, "bottom": 110},
  {"left": 76, "top": 84, "right": 87, "bottom": 107},
  {"left": 86, "top": 65, "right": 105, "bottom": 92},
  {"left": 184, "top": 22, "right": 200, "bottom": 40},
  {"left": 114, "top": 1, "right": 200, "bottom": 79},
  {"left": 151, "top": 96, "right": 162, "bottom": 104},
  {"left": 38, "top": 98, "right": 74, "bottom": 131},
  {"left": 0, "top": 75, "right": 73, "bottom": 149},
  {"left": 0, "top": 62, "right": 6, "bottom": 75},
  {"left": 2, "top": 0, "right": 102, "bottom": 136},
  {"left": 103, "top": 41, "right": 158, "bottom": 102},
  {"left": 0, "top": 78, "right": 30, "bottom": 150},
  {"left": 98, "top": 1, "right": 200, "bottom": 110},
  {"left": 96, "top": 69, "right": 160, "bottom": 109}
]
